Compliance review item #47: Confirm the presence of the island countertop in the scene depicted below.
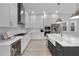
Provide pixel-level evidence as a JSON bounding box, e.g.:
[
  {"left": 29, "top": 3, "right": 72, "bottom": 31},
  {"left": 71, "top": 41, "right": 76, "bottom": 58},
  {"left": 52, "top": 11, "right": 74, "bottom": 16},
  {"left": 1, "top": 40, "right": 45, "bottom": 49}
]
[{"left": 47, "top": 33, "right": 79, "bottom": 47}]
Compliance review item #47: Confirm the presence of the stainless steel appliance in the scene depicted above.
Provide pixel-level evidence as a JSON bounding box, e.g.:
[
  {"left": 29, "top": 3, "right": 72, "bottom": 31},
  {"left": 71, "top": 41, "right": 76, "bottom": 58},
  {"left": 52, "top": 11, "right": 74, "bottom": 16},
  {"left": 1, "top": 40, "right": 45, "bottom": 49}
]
[{"left": 50, "top": 24, "right": 61, "bottom": 33}]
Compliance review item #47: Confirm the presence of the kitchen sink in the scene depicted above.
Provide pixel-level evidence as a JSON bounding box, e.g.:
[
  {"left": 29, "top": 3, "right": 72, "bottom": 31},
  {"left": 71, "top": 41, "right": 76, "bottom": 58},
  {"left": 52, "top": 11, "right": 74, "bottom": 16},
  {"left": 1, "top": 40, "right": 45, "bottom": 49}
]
[{"left": 14, "top": 33, "right": 27, "bottom": 36}]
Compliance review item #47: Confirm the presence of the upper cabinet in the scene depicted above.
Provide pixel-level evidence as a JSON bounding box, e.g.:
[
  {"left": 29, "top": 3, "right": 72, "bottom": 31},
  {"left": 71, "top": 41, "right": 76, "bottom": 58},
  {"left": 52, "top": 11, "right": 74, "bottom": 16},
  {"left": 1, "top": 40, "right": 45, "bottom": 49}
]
[
  {"left": 29, "top": 15, "right": 44, "bottom": 28},
  {"left": 0, "top": 4, "right": 10, "bottom": 27},
  {"left": 25, "top": 12, "right": 29, "bottom": 28},
  {"left": 9, "top": 3, "right": 17, "bottom": 27},
  {"left": 61, "top": 20, "right": 77, "bottom": 32},
  {"left": 69, "top": 20, "right": 77, "bottom": 31},
  {"left": 61, "top": 21, "right": 70, "bottom": 32},
  {"left": 0, "top": 3, "right": 17, "bottom": 27},
  {"left": 62, "top": 21, "right": 68, "bottom": 31}
]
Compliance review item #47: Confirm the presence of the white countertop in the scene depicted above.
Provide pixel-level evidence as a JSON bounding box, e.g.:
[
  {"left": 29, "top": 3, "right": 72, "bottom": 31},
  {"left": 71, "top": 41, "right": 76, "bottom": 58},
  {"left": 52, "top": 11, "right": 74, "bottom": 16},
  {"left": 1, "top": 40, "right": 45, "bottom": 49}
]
[
  {"left": 47, "top": 34, "right": 62, "bottom": 46},
  {"left": 56, "top": 40, "right": 79, "bottom": 47},
  {"left": 0, "top": 36, "right": 23, "bottom": 46},
  {"left": 47, "top": 33, "right": 79, "bottom": 47}
]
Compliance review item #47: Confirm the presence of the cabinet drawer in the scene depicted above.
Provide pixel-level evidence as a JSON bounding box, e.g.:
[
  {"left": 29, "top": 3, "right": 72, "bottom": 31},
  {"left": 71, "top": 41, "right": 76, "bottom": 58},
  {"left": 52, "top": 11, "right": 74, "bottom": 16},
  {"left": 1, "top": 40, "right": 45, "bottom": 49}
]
[
  {"left": 56, "top": 42, "right": 63, "bottom": 49},
  {"left": 56, "top": 42, "right": 64, "bottom": 56}
]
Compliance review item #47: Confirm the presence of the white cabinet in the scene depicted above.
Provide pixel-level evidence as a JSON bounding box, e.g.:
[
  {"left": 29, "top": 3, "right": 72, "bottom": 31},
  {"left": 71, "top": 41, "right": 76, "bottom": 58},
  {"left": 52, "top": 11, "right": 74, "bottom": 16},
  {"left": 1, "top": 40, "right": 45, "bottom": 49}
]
[
  {"left": 0, "top": 4, "right": 10, "bottom": 27},
  {"left": 29, "top": 15, "right": 37, "bottom": 28},
  {"left": 30, "top": 29, "right": 45, "bottom": 39},
  {"left": 35, "top": 16, "right": 43, "bottom": 28},
  {"left": 61, "top": 21, "right": 68, "bottom": 31},
  {"left": 0, "top": 45, "right": 10, "bottom": 56},
  {"left": 61, "top": 20, "right": 77, "bottom": 32},
  {"left": 69, "top": 20, "right": 77, "bottom": 31},
  {"left": 31, "top": 32, "right": 44, "bottom": 39},
  {"left": 21, "top": 34, "right": 31, "bottom": 54},
  {"left": 29, "top": 15, "right": 43, "bottom": 28},
  {"left": 25, "top": 14, "right": 29, "bottom": 28},
  {"left": 0, "top": 35, "right": 31, "bottom": 56},
  {"left": 9, "top": 3, "right": 17, "bottom": 27},
  {"left": 0, "top": 3, "right": 17, "bottom": 27},
  {"left": 0, "top": 39, "right": 21, "bottom": 56}
]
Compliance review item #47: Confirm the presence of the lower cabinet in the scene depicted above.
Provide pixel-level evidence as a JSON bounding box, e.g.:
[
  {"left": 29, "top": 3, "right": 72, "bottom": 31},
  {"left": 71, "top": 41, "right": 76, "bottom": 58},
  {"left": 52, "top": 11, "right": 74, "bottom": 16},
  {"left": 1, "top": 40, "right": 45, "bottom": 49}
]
[
  {"left": 11, "top": 39, "right": 21, "bottom": 56},
  {"left": 0, "top": 39, "right": 21, "bottom": 56},
  {"left": 0, "top": 35, "right": 31, "bottom": 56},
  {"left": 48, "top": 40, "right": 56, "bottom": 56},
  {"left": 48, "top": 38, "right": 79, "bottom": 56},
  {"left": 21, "top": 34, "right": 31, "bottom": 54},
  {"left": 56, "top": 42, "right": 79, "bottom": 56},
  {"left": 55, "top": 42, "right": 64, "bottom": 56}
]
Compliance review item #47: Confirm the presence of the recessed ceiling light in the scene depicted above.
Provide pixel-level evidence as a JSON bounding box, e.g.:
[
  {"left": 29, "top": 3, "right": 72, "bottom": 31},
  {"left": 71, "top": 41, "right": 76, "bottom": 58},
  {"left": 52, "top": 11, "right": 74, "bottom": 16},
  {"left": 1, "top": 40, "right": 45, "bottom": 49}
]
[{"left": 31, "top": 11, "right": 35, "bottom": 14}]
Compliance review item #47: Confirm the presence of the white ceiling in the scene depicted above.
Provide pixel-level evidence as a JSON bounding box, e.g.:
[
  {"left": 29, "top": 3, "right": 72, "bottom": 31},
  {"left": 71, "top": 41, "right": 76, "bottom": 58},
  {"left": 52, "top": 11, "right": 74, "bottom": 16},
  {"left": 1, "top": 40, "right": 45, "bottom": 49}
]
[
  {"left": 23, "top": 3, "right": 78, "bottom": 15},
  {"left": 23, "top": 3, "right": 79, "bottom": 21}
]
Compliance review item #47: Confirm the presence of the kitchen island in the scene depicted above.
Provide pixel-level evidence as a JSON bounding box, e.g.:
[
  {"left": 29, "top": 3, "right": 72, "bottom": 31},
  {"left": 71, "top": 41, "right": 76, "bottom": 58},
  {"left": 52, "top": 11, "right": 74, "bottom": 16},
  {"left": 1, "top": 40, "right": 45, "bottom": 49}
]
[{"left": 47, "top": 33, "right": 79, "bottom": 56}]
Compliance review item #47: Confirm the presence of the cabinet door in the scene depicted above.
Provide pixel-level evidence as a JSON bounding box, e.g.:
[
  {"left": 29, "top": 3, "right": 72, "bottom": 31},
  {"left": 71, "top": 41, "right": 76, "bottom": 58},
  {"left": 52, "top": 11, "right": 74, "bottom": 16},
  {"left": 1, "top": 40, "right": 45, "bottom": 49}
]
[
  {"left": 69, "top": 20, "right": 77, "bottom": 31},
  {"left": 21, "top": 37, "right": 26, "bottom": 53},
  {"left": 9, "top": 3, "right": 17, "bottom": 27},
  {"left": 35, "top": 16, "right": 43, "bottom": 28},
  {"left": 29, "top": 15, "right": 37, "bottom": 28},
  {"left": 61, "top": 21, "right": 68, "bottom": 31},
  {"left": 21, "top": 35, "right": 31, "bottom": 54},
  {"left": 25, "top": 13, "right": 29, "bottom": 28},
  {"left": 48, "top": 40, "right": 55, "bottom": 55},
  {"left": 29, "top": 15, "right": 43, "bottom": 28},
  {"left": 0, "top": 3, "right": 9, "bottom": 27}
]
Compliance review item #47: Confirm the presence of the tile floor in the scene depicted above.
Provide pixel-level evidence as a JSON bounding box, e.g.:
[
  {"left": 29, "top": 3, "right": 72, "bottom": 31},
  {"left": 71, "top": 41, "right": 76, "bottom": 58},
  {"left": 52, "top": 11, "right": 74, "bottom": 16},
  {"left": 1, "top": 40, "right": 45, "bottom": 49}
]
[{"left": 22, "top": 39, "right": 52, "bottom": 56}]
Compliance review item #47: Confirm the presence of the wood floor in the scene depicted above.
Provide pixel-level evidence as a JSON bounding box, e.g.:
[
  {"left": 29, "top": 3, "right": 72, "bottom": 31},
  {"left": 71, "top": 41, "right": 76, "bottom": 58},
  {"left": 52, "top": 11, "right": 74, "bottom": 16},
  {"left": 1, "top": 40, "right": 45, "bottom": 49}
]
[{"left": 22, "top": 39, "right": 52, "bottom": 56}]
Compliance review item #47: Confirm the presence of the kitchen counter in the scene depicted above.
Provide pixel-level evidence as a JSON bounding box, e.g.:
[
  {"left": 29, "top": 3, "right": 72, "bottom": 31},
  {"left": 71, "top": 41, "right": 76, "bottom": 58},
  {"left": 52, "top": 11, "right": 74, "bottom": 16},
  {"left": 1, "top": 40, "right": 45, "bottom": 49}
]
[
  {"left": 47, "top": 34, "right": 62, "bottom": 46},
  {"left": 0, "top": 33, "right": 31, "bottom": 56},
  {"left": 47, "top": 33, "right": 79, "bottom": 47},
  {"left": 56, "top": 40, "right": 79, "bottom": 47},
  {"left": 0, "top": 36, "right": 23, "bottom": 46}
]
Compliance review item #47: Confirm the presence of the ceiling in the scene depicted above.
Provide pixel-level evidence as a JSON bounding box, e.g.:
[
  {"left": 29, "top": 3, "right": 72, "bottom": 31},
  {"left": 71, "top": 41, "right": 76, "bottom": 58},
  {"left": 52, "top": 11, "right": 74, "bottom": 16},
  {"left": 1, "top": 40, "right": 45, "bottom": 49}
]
[
  {"left": 23, "top": 3, "right": 79, "bottom": 21},
  {"left": 23, "top": 3, "right": 78, "bottom": 14}
]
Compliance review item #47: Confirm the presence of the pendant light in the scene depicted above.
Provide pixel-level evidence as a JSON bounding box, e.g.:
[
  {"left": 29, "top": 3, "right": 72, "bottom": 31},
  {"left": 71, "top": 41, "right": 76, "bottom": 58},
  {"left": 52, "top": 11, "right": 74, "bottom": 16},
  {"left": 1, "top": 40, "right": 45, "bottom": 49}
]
[
  {"left": 56, "top": 3, "right": 62, "bottom": 23},
  {"left": 70, "top": 3, "right": 79, "bottom": 19}
]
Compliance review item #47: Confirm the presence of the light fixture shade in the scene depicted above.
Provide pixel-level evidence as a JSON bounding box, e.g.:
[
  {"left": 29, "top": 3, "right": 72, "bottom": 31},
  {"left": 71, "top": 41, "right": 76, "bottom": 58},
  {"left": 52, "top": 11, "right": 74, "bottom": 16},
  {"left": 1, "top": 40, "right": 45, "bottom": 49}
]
[
  {"left": 70, "top": 15, "right": 79, "bottom": 19},
  {"left": 70, "top": 8, "right": 79, "bottom": 19}
]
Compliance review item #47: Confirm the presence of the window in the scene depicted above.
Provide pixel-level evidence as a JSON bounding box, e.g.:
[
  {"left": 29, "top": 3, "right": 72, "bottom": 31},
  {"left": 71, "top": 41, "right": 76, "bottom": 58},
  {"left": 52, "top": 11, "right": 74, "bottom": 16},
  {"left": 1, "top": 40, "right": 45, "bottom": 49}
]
[
  {"left": 70, "top": 21, "right": 77, "bottom": 31},
  {"left": 62, "top": 22, "right": 67, "bottom": 31}
]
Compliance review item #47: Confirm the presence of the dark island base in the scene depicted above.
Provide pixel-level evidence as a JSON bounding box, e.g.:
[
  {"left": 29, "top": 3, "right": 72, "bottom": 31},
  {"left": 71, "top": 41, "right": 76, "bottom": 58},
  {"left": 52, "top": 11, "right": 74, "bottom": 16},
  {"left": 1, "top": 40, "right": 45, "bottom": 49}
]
[{"left": 48, "top": 40, "right": 79, "bottom": 56}]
